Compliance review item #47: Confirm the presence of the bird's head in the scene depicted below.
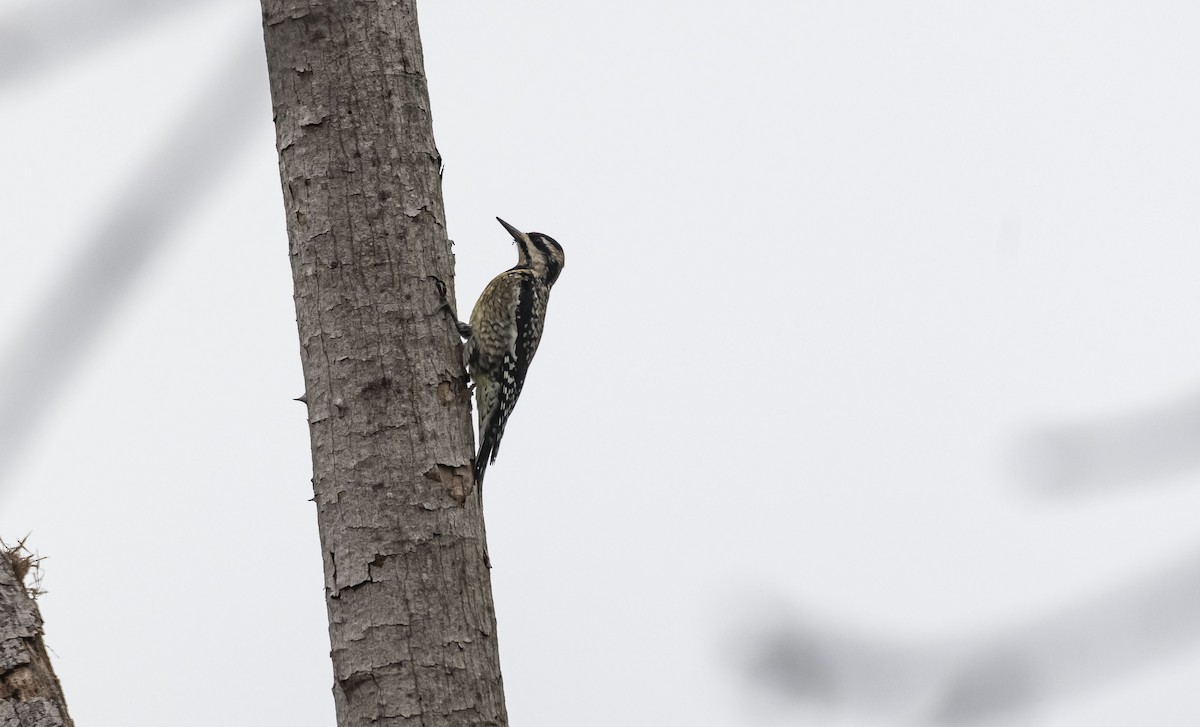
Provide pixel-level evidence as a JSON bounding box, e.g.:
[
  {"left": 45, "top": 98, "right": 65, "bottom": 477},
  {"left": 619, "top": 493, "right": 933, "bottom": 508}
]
[{"left": 498, "top": 217, "right": 564, "bottom": 287}]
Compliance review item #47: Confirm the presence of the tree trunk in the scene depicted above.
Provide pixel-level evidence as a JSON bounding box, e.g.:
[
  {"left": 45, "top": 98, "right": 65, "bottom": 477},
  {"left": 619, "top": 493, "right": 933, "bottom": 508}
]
[
  {"left": 259, "top": 3, "right": 507, "bottom": 725},
  {"left": 0, "top": 548, "right": 74, "bottom": 727}
]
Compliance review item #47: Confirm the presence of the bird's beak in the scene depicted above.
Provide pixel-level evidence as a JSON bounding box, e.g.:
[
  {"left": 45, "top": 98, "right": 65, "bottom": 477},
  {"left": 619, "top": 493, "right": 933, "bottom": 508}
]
[{"left": 496, "top": 217, "right": 524, "bottom": 241}]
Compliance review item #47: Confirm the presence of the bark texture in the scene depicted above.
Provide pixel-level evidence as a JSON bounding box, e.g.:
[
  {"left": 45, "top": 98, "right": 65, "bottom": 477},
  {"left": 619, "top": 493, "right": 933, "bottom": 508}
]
[
  {"left": 0, "top": 551, "right": 73, "bottom": 727},
  {"left": 260, "top": 2, "right": 506, "bottom": 725}
]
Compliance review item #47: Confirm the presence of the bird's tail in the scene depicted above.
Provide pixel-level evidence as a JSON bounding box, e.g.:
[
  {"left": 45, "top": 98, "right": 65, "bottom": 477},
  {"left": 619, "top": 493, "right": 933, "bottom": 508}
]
[
  {"left": 474, "top": 412, "right": 513, "bottom": 494},
  {"left": 473, "top": 452, "right": 489, "bottom": 496}
]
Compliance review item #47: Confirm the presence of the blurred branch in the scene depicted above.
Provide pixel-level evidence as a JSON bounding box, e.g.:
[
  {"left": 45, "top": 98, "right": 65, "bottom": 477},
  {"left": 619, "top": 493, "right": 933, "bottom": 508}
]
[
  {"left": 1012, "top": 389, "right": 1200, "bottom": 494},
  {"left": 731, "top": 552, "right": 1200, "bottom": 724},
  {"left": 0, "top": 32, "right": 266, "bottom": 488},
  {"left": 0, "top": 0, "right": 227, "bottom": 89}
]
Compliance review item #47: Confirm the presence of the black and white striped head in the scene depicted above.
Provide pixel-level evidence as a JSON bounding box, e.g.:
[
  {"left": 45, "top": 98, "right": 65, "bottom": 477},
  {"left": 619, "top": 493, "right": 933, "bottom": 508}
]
[{"left": 497, "top": 217, "right": 565, "bottom": 287}]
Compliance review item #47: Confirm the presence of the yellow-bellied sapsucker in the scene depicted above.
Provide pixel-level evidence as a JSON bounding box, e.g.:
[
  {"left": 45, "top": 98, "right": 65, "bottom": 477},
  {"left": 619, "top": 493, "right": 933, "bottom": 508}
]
[{"left": 458, "top": 217, "right": 565, "bottom": 489}]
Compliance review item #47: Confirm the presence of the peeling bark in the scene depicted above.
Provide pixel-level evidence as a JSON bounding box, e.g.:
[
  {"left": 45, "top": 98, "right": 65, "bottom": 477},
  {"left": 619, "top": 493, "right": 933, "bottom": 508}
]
[
  {"left": 0, "top": 550, "right": 73, "bottom": 727},
  {"left": 259, "top": 1, "right": 506, "bottom": 725}
]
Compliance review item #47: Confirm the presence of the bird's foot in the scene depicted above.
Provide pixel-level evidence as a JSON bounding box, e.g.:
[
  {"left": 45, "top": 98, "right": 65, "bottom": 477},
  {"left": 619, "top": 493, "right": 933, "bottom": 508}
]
[{"left": 431, "top": 277, "right": 470, "bottom": 338}]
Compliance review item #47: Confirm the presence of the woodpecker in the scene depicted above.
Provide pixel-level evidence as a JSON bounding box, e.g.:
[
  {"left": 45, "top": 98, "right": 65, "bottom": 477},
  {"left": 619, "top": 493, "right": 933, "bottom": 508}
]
[{"left": 458, "top": 217, "right": 565, "bottom": 490}]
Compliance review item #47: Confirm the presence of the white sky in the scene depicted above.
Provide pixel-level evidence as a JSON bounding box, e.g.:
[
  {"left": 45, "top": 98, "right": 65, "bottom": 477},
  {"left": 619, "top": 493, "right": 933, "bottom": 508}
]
[{"left": 3, "top": 1, "right": 1200, "bottom": 725}]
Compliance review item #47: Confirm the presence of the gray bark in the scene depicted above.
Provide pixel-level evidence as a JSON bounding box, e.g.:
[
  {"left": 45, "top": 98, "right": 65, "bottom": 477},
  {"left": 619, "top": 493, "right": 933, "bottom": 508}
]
[
  {"left": 0, "top": 550, "right": 73, "bottom": 727},
  {"left": 259, "top": 2, "right": 507, "bottom": 726}
]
